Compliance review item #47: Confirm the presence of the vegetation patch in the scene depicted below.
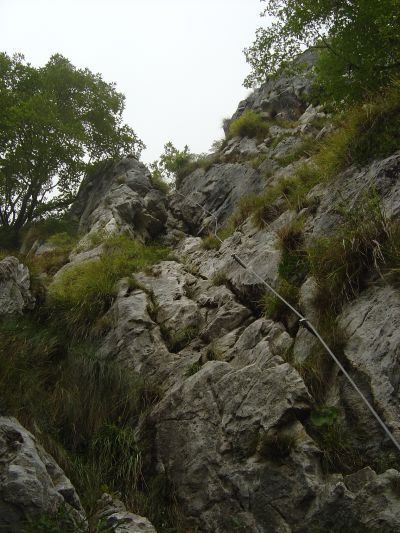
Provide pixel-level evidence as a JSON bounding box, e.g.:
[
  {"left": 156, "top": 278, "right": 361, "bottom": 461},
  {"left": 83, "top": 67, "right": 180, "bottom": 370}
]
[
  {"left": 228, "top": 109, "right": 269, "bottom": 140},
  {"left": 314, "top": 82, "right": 400, "bottom": 179},
  {"left": 308, "top": 192, "right": 400, "bottom": 316},
  {"left": 0, "top": 314, "right": 183, "bottom": 532},
  {"left": 48, "top": 234, "right": 170, "bottom": 339},
  {"left": 162, "top": 325, "right": 199, "bottom": 353},
  {"left": 201, "top": 234, "right": 221, "bottom": 251}
]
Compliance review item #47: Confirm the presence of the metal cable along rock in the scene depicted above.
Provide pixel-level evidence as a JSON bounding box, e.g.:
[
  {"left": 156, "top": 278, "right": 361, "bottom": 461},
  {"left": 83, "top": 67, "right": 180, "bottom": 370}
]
[{"left": 144, "top": 179, "right": 400, "bottom": 454}]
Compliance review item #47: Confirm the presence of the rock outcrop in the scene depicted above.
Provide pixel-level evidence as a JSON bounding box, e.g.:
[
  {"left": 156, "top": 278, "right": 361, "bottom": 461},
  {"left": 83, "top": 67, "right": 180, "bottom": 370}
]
[
  {"left": 0, "top": 417, "right": 86, "bottom": 532},
  {"left": 0, "top": 257, "right": 35, "bottom": 315},
  {"left": 4, "top": 46, "right": 400, "bottom": 533}
]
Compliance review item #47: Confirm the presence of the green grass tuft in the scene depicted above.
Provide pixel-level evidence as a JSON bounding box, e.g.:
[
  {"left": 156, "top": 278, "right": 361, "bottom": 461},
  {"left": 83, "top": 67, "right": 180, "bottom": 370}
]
[
  {"left": 48, "top": 234, "right": 170, "bottom": 339},
  {"left": 228, "top": 109, "right": 269, "bottom": 140}
]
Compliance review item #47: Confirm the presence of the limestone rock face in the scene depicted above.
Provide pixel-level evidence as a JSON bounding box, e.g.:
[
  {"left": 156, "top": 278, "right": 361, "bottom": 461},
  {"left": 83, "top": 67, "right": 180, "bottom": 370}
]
[
  {"left": 96, "top": 494, "right": 157, "bottom": 533},
  {"left": 170, "top": 163, "right": 263, "bottom": 231},
  {"left": 71, "top": 157, "right": 168, "bottom": 242},
  {"left": 0, "top": 256, "right": 35, "bottom": 315},
  {"left": 339, "top": 286, "right": 400, "bottom": 445},
  {"left": 0, "top": 417, "right": 86, "bottom": 532},
  {"left": 310, "top": 151, "right": 400, "bottom": 238}
]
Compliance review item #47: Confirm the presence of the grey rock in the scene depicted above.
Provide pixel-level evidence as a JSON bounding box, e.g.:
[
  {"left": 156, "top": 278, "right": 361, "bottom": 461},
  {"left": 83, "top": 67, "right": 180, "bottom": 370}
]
[
  {"left": 0, "top": 257, "right": 35, "bottom": 315},
  {"left": 339, "top": 286, "right": 400, "bottom": 441},
  {"left": 225, "top": 50, "right": 318, "bottom": 134},
  {"left": 170, "top": 163, "right": 263, "bottom": 231},
  {"left": 71, "top": 157, "right": 168, "bottom": 241},
  {"left": 311, "top": 151, "right": 400, "bottom": 238},
  {"left": 0, "top": 417, "right": 86, "bottom": 532},
  {"left": 96, "top": 493, "right": 156, "bottom": 533}
]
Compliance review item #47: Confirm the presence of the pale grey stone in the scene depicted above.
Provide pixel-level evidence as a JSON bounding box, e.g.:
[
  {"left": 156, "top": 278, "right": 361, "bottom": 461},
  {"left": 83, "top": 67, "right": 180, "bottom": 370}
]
[
  {"left": 0, "top": 257, "right": 35, "bottom": 315},
  {"left": 0, "top": 417, "right": 86, "bottom": 532}
]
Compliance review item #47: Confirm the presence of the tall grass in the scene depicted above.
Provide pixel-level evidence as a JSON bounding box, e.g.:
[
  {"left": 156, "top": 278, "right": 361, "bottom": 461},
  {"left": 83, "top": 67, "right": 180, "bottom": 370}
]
[
  {"left": 48, "top": 234, "right": 169, "bottom": 338},
  {"left": 308, "top": 192, "right": 400, "bottom": 315},
  {"left": 0, "top": 314, "right": 182, "bottom": 532}
]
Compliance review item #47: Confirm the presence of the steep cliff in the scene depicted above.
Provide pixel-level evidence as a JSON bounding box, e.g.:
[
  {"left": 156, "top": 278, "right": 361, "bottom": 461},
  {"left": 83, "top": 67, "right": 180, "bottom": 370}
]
[{"left": 1, "top": 62, "right": 400, "bottom": 533}]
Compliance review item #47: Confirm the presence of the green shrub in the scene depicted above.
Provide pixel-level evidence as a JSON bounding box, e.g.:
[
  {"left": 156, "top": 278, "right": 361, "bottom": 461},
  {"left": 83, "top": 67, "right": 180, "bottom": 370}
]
[
  {"left": 310, "top": 406, "right": 339, "bottom": 428},
  {"left": 48, "top": 235, "right": 169, "bottom": 338},
  {"left": 228, "top": 109, "right": 269, "bottom": 139}
]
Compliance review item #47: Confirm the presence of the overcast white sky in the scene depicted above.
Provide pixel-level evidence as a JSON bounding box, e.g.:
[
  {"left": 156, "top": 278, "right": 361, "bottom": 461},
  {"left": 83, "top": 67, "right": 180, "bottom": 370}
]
[{"left": 0, "top": 0, "right": 265, "bottom": 164}]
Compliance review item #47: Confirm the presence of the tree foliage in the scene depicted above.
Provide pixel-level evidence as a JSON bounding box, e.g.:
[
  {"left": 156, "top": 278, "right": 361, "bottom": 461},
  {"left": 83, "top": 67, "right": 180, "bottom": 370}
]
[
  {"left": 150, "top": 141, "right": 195, "bottom": 183},
  {"left": 244, "top": 0, "right": 400, "bottom": 102},
  {"left": 0, "top": 53, "right": 144, "bottom": 233}
]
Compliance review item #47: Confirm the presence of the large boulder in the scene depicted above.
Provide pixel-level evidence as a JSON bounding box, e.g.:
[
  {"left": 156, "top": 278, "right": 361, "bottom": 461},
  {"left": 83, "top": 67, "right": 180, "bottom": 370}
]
[
  {"left": 71, "top": 157, "right": 169, "bottom": 242},
  {"left": 0, "top": 257, "right": 35, "bottom": 315},
  {"left": 0, "top": 417, "right": 86, "bottom": 532}
]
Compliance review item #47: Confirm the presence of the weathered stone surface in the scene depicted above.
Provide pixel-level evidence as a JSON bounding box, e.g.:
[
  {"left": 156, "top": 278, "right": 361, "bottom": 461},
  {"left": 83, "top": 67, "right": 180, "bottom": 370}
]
[
  {"left": 177, "top": 221, "right": 281, "bottom": 304},
  {"left": 96, "top": 493, "right": 156, "bottom": 533},
  {"left": 152, "top": 348, "right": 315, "bottom": 532},
  {"left": 0, "top": 257, "right": 35, "bottom": 315},
  {"left": 71, "top": 157, "right": 168, "bottom": 242},
  {"left": 225, "top": 50, "right": 318, "bottom": 132},
  {"left": 297, "top": 468, "right": 400, "bottom": 533},
  {"left": 0, "top": 417, "right": 86, "bottom": 532},
  {"left": 311, "top": 151, "right": 400, "bottom": 238},
  {"left": 170, "top": 163, "right": 263, "bottom": 232},
  {"left": 339, "top": 286, "right": 400, "bottom": 441}
]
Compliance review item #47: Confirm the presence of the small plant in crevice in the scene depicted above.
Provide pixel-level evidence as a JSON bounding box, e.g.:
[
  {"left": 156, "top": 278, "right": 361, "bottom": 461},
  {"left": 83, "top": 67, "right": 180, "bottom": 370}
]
[
  {"left": 185, "top": 361, "right": 203, "bottom": 377},
  {"left": 261, "top": 279, "right": 299, "bottom": 323},
  {"left": 211, "top": 271, "right": 229, "bottom": 287},
  {"left": 21, "top": 505, "right": 86, "bottom": 533},
  {"left": 310, "top": 420, "right": 365, "bottom": 474},
  {"left": 273, "top": 135, "right": 319, "bottom": 167},
  {"left": 258, "top": 431, "right": 296, "bottom": 461},
  {"left": 201, "top": 234, "right": 221, "bottom": 251},
  {"left": 293, "top": 349, "right": 333, "bottom": 405},
  {"left": 310, "top": 406, "right": 339, "bottom": 428},
  {"left": 161, "top": 324, "right": 200, "bottom": 353}
]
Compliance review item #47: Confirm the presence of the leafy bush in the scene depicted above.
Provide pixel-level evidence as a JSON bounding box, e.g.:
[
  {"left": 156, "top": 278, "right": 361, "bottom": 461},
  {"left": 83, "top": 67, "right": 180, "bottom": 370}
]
[
  {"left": 48, "top": 235, "right": 169, "bottom": 338},
  {"left": 228, "top": 110, "right": 269, "bottom": 139}
]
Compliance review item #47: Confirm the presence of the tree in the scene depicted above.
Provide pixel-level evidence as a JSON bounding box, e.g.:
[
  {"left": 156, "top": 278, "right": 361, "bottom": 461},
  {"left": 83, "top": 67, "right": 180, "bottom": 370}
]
[
  {"left": 150, "top": 142, "right": 196, "bottom": 185},
  {"left": 244, "top": 0, "right": 400, "bottom": 102},
  {"left": 0, "top": 53, "right": 144, "bottom": 235}
]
